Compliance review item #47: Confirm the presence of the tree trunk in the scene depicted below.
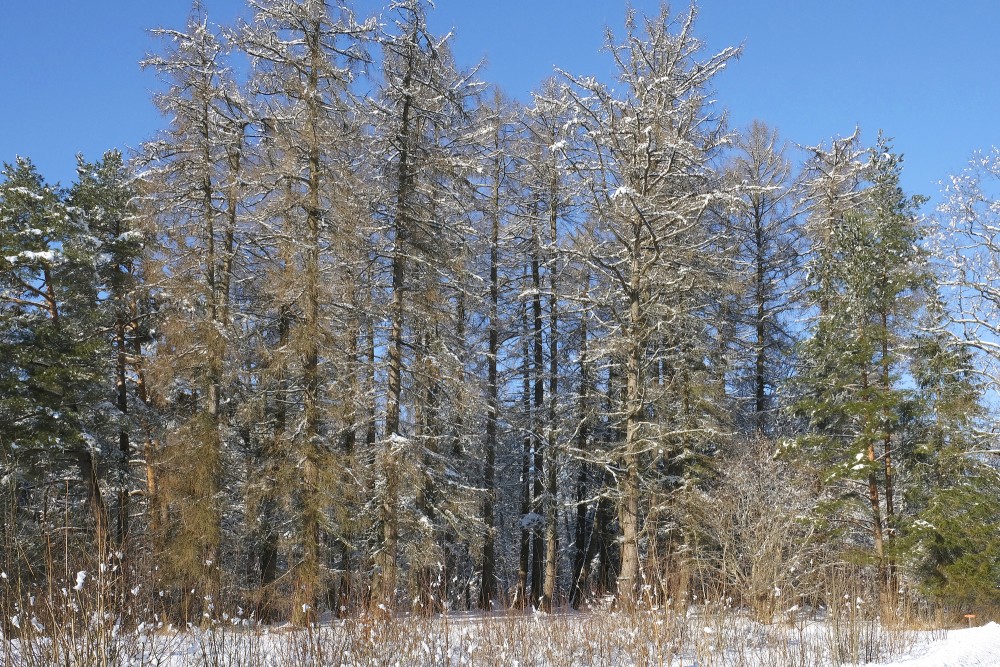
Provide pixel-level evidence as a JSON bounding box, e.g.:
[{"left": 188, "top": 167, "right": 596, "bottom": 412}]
[
  {"left": 114, "top": 315, "right": 130, "bottom": 549},
  {"left": 541, "top": 182, "right": 559, "bottom": 612},
  {"left": 378, "top": 38, "right": 417, "bottom": 613},
  {"left": 478, "top": 147, "right": 501, "bottom": 610},
  {"left": 570, "top": 278, "right": 591, "bottom": 609},
  {"left": 862, "top": 366, "right": 886, "bottom": 586},
  {"left": 78, "top": 450, "right": 110, "bottom": 562},
  {"left": 754, "top": 215, "right": 767, "bottom": 431},
  {"left": 530, "top": 221, "right": 545, "bottom": 608},
  {"left": 514, "top": 301, "right": 532, "bottom": 609},
  {"left": 617, "top": 260, "right": 644, "bottom": 609},
  {"left": 881, "top": 311, "right": 898, "bottom": 597}
]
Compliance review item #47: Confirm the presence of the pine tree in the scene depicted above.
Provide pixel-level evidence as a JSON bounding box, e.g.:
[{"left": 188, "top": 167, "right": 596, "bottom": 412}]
[
  {"left": 0, "top": 158, "right": 109, "bottom": 570},
  {"left": 793, "top": 135, "right": 928, "bottom": 594},
  {"left": 68, "top": 150, "right": 147, "bottom": 557}
]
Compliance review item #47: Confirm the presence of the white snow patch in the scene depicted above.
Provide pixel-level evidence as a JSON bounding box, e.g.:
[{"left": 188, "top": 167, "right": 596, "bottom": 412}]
[
  {"left": 519, "top": 512, "right": 544, "bottom": 530},
  {"left": 612, "top": 185, "right": 636, "bottom": 200},
  {"left": 868, "top": 622, "right": 1000, "bottom": 667}
]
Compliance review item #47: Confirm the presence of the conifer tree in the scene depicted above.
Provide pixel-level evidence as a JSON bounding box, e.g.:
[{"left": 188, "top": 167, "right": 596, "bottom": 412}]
[
  {"left": 508, "top": 79, "right": 582, "bottom": 610},
  {"left": 929, "top": 147, "right": 1000, "bottom": 604},
  {"left": 68, "top": 150, "right": 147, "bottom": 555},
  {"left": 559, "top": 4, "right": 738, "bottom": 607},
  {"left": 237, "top": 0, "right": 372, "bottom": 622},
  {"left": 141, "top": 6, "right": 251, "bottom": 616},
  {"left": 722, "top": 122, "right": 802, "bottom": 435},
  {"left": 476, "top": 92, "right": 518, "bottom": 610},
  {"left": 369, "top": 0, "right": 483, "bottom": 611},
  {"left": 0, "top": 159, "right": 109, "bottom": 568},
  {"left": 903, "top": 299, "right": 1000, "bottom": 606},
  {"left": 793, "top": 135, "right": 927, "bottom": 593}
]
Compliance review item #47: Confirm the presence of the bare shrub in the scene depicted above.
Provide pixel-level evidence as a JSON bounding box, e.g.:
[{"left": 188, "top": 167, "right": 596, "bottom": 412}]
[{"left": 692, "top": 437, "right": 826, "bottom": 621}]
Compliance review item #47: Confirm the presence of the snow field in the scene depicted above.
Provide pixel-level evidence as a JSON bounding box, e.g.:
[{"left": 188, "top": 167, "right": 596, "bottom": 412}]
[{"left": 4, "top": 606, "right": 997, "bottom": 666}]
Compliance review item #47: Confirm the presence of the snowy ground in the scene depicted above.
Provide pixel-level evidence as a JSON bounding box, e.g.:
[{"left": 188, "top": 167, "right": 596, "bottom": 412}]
[
  {"left": 155, "top": 616, "right": 1000, "bottom": 667},
  {"left": 3, "top": 611, "right": 998, "bottom": 666},
  {"left": 868, "top": 622, "right": 1000, "bottom": 667}
]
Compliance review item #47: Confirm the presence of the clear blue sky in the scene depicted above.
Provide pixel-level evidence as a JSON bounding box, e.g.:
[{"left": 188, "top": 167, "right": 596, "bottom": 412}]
[{"left": 2, "top": 1, "right": 999, "bottom": 204}]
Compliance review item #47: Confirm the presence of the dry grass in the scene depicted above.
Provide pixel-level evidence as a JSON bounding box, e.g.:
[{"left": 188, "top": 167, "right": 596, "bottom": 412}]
[{"left": 0, "top": 578, "right": 933, "bottom": 667}]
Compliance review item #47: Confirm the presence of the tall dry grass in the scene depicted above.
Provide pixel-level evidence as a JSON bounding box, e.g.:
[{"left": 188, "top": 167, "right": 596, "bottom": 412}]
[{"left": 0, "top": 571, "right": 938, "bottom": 667}]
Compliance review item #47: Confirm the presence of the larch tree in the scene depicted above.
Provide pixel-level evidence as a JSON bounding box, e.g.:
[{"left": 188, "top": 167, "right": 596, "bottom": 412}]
[
  {"left": 368, "top": 0, "right": 484, "bottom": 612},
  {"left": 475, "top": 91, "right": 519, "bottom": 610},
  {"left": 566, "top": 250, "right": 610, "bottom": 609},
  {"left": 511, "top": 78, "right": 581, "bottom": 610},
  {"left": 236, "top": 0, "right": 373, "bottom": 623},
  {"left": 141, "top": 6, "right": 251, "bottom": 617},
  {"left": 559, "top": 4, "right": 738, "bottom": 608},
  {"left": 721, "top": 121, "right": 802, "bottom": 436},
  {"left": 504, "top": 103, "right": 554, "bottom": 609}
]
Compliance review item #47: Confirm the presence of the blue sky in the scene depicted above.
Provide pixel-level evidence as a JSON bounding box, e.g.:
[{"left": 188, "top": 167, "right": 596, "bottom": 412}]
[{"left": 2, "top": 1, "right": 999, "bottom": 203}]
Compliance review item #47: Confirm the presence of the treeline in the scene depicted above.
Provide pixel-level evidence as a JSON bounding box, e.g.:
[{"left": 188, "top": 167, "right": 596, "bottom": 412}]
[{"left": 3, "top": 0, "right": 1000, "bottom": 624}]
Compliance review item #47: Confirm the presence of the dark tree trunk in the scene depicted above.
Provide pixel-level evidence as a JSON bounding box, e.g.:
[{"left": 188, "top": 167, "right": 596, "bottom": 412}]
[
  {"left": 478, "top": 139, "right": 501, "bottom": 610},
  {"left": 530, "top": 225, "right": 545, "bottom": 608}
]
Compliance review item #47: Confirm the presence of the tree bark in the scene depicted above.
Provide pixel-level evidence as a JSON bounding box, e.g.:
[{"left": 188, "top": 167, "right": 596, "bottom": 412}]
[
  {"left": 617, "top": 255, "right": 644, "bottom": 609},
  {"left": 478, "top": 134, "right": 501, "bottom": 610},
  {"left": 530, "top": 215, "right": 545, "bottom": 608},
  {"left": 541, "top": 176, "right": 559, "bottom": 612},
  {"left": 378, "top": 33, "right": 417, "bottom": 612}
]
